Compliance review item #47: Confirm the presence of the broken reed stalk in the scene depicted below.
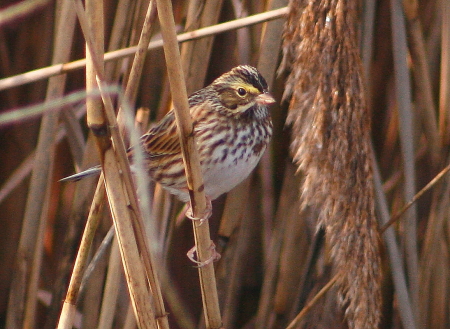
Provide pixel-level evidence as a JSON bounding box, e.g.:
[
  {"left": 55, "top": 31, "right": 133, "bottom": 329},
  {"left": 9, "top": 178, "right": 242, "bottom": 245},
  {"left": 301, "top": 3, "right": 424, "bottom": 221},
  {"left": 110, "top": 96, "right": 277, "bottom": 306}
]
[
  {"left": 282, "top": 0, "right": 382, "bottom": 327},
  {"left": 84, "top": 111, "right": 149, "bottom": 328},
  {"left": 57, "top": 181, "right": 106, "bottom": 329},
  {"left": 113, "top": 1, "right": 170, "bottom": 325},
  {"left": 5, "top": 0, "right": 76, "bottom": 327},
  {"left": 57, "top": 0, "right": 111, "bottom": 327},
  {"left": 68, "top": 0, "right": 167, "bottom": 327},
  {"left": 155, "top": 0, "right": 222, "bottom": 328},
  {"left": 59, "top": 2, "right": 166, "bottom": 327}
]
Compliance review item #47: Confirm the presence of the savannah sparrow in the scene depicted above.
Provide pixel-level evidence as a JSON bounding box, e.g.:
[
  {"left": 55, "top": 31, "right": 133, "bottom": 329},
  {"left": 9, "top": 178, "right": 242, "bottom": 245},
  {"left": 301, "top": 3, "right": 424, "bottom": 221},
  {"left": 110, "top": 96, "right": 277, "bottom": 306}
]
[{"left": 62, "top": 65, "right": 275, "bottom": 203}]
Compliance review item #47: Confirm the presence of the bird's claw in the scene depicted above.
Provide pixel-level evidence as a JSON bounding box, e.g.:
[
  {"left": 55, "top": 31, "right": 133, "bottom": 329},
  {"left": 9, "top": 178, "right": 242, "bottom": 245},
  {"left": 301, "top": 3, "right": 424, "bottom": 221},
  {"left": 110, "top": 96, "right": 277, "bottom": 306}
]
[
  {"left": 185, "top": 198, "right": 212, "bottom": 225},
  {"left": 187, "top": 241, "right": 221, "bottom": 267}
]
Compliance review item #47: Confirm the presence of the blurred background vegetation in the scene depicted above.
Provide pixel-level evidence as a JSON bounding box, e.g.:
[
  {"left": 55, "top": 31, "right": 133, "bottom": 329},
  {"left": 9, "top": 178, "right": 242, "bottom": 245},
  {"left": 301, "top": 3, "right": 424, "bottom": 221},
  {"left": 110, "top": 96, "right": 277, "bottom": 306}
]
[{"left": 0, "top": 0, "right": 449, "bottom": 328}]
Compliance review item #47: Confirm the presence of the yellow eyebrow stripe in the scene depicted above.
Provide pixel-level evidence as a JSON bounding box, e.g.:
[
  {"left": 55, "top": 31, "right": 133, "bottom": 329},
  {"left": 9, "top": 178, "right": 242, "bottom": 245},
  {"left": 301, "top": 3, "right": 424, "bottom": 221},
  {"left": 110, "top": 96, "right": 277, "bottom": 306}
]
[{"left": 228, "top": 81, "right": 260, "bottom": 94}]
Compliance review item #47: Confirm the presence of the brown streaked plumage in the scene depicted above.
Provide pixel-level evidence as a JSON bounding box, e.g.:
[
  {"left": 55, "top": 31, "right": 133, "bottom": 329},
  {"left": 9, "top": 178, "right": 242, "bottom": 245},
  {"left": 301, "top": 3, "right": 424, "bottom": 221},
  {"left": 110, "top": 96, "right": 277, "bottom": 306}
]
[{"left": 61, "top": 65, "right": 275, "bottom": 202}]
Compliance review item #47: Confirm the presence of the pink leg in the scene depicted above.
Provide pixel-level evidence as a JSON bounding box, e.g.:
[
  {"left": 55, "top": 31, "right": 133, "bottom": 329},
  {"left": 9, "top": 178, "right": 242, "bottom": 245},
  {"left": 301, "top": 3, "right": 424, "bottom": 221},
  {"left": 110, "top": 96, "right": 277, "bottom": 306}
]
[
  {"left": 187, "top": 241, "right": 221, "bottom": 267},
  {"left": 185, "top": 196, "right": 212, "bottom": 225},
  {"left": 185, "top": 196, "right": 220, "bottom": 266}
]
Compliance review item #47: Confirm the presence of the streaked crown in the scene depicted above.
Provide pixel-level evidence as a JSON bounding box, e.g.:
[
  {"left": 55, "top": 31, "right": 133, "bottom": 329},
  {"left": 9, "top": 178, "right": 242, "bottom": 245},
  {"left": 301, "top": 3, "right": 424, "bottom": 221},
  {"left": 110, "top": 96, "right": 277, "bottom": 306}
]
[
  {"left": 212, "top": 65, "right": 274, "bottom": 112},
  {"left": 215, "top": 65, "right": 268, "bottom": 92}
]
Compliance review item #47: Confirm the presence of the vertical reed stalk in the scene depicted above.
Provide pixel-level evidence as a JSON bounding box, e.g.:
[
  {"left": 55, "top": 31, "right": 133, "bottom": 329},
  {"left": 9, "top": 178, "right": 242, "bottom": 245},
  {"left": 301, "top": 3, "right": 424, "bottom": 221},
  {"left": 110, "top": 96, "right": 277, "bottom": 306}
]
[
  {"left": 155, "top": 0, "right": 222, "bottom": 327},
  {"left": 390, "top": 0, "right": 419, "bottom": 318},
  {"left": 403, "top": 0, "right": 441, "bottom": 165},
  {"left": 5, "top": 0, "right": 76, "bottom": 327},
  {"left": 439, "top": 0, "right": 450, "bottom": 145},
  {"left": 180, "top": 0, "right": 224, "bottom": 94},
  {"left": 71, "top": 0, "right": 164, "bottom": 327},
  {"left": 97, "top": 238, "right": 121, "bottom": 329},
  {"left": 57, "top": 181, "right": 106, "bottom": 329},
  {"left": 373, "top": 156, "right": 417, "bottom": 329}
]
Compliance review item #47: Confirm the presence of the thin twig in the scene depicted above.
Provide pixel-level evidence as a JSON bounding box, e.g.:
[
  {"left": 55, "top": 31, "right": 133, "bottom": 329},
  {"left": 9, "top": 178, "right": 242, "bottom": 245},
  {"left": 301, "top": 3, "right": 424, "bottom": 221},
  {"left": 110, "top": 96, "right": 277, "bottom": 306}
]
[
  {"left": 373, "top": 152, "right": 417, "bottom": 329},
  {"left": 0, "top": 87, "right": 117, "bottom": 127},
  {"left": 380, "top": 163, "right": 450, "bottom": 233},
  {"left": 285, "top": 274, "right": 339, "bottom": 329},
  {"left": 0, "top": 7, "right": 288, "bottom": 91}
]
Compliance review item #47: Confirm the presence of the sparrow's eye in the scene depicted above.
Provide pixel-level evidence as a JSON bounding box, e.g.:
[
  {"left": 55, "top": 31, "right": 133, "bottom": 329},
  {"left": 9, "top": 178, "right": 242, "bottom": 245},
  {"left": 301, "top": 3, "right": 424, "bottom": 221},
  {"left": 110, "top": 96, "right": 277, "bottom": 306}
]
[{"left": 237, "top": 88, "right": 247, "bottom": 96}]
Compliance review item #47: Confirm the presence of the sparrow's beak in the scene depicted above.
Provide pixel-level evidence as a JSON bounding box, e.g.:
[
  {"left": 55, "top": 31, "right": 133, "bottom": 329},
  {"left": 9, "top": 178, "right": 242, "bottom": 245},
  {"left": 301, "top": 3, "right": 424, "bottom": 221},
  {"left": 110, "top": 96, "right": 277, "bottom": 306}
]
[{"left": 256, "top": 92, "right": 276, "bottom": 105}]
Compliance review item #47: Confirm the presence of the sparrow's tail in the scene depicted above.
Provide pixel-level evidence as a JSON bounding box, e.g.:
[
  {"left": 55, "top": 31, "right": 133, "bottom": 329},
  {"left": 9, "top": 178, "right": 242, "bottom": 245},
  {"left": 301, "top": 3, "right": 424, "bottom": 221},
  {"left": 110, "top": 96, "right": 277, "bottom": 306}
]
[{"left": 59, "top": 165, "right": 102, "bottom": 182}]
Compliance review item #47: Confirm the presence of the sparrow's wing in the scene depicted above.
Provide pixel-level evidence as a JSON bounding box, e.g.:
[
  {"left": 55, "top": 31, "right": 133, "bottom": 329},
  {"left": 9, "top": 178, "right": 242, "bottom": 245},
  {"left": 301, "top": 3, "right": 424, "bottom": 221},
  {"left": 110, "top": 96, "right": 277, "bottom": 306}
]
[
  {"left": 138, "top": 110, "right": 181, "bottom": 158},
  {"left": 135, "top": 99, "right": 211, "bottom": 159}
]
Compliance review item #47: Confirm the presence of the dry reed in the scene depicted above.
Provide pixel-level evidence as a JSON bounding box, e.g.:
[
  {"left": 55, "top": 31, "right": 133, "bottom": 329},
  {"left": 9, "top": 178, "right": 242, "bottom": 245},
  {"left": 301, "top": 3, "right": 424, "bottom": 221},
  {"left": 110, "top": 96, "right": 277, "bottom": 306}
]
[
  {"left": 281, "top": 0, "right": 382, "bottom": 327},
  {"left": 2, "top": 0, "right": 450, "bottom": 328}
]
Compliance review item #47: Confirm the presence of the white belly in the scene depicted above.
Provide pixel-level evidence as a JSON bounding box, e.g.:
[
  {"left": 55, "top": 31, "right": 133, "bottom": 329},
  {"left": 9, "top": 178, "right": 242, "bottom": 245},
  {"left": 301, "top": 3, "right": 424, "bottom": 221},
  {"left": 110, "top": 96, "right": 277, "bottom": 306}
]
[{"left": 201, "top": 138, "right": 267, "bottom": 200}]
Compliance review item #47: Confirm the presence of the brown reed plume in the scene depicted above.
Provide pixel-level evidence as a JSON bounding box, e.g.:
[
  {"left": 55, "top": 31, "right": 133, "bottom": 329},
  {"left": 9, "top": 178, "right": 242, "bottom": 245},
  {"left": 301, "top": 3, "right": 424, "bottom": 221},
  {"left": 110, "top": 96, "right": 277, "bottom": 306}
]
[{"left": 281, "top": 0, "right": 382, "bottom": 327}]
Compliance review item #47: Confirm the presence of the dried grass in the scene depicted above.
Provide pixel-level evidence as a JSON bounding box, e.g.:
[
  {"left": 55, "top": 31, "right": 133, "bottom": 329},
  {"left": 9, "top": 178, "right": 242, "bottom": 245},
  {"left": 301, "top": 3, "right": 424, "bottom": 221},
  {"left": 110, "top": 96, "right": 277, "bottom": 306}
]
[
  {"left": 1, "top": 0, "right": 450, "bottom": 328},
  {"left": 282, "top": 0, "right": 381, "bottom": 327}
]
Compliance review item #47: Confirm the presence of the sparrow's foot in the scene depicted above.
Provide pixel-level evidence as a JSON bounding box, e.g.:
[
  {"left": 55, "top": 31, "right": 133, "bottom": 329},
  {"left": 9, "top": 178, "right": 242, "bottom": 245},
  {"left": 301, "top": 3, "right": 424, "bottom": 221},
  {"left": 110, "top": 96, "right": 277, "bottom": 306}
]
[
  {"left": 187, "top": 241, "right": 221, "bottom": 267},
  {"left": 185, "top": 197, "right": 212, "bottom": 225}
]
